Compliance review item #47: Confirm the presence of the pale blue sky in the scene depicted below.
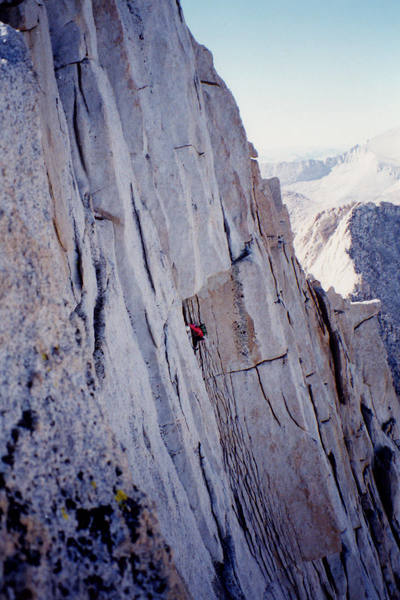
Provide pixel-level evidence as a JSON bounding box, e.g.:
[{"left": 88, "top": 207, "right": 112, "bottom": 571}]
[{"left": 181, "top": 0, "right": 400, "bottom": 159}]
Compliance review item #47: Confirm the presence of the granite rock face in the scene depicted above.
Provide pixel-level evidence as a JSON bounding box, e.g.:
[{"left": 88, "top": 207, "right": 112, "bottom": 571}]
[{"left": 1, "top": 2, "right": 400, "bottom": 599}]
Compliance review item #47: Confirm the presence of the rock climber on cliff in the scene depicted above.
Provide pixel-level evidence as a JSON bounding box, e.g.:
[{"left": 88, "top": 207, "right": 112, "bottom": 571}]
[{"left": 187, "top": 323, "right": 207, "bottom": 350}]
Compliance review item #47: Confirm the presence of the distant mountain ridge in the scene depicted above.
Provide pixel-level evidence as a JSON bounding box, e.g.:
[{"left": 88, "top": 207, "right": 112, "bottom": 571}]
[
  {"left": 261, "top": 127, "right": 400, "bottom": 187},
  {"left": 259, "top": 144, "right": 346, "bottom": 164},
  {"left": 261, "top": 157, "right": 334, "bottom": 185}
]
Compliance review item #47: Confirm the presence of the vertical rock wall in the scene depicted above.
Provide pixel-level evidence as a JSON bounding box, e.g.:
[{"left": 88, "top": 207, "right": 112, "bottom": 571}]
[
  {"left": 0, "top": 19, "right": 189, "bottom": 600},
  {"left": 1, "top": 1, "right": 400, "bottom": 598},
  {"left": 349, "top": 202, "right": 400, "bottom": 395}
]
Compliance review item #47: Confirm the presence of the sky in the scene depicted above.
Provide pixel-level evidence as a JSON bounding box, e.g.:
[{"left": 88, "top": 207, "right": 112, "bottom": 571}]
[{"left": 181, "top": 0, "right": 400, "bottom": 160}]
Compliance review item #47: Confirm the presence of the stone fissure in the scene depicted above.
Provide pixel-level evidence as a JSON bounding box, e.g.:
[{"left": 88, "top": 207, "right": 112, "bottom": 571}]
[
  {"left": 200, "top": 80, "right": 220, "bottom": 87},
  {"left": 281, "top": 392, "right": 306, "bottom": 431},
  {"left": 353, "top": 314, "right": 376, "bottom": 331},
  {"left": 130, "top": 184, "right": 156, "bottom": 294},
  {"left": 93, "top": 258, "right": 107, "bottom": 380},
  {"left": 255, "top": 367, "right": 281, "bottom": 426},
  {"left": 76, "top": 61, "right": 90, "bottom": 113},
  {"left": 268, "top": 255, "right": 284, "bottom": 305},
  {"left": 314, "top": 285, "right": 347, "bottom": 404},
  {"left": 207, "top": 351, "right": 289, "bottom": 380},
  {"left": 72, "top": 89, "right": 89, "bottom": 177},
  {"left": 174, "top": 144, "right": 205, "bottom": 156},
  {"left": 198, "top": 443, "right": 246, "bottom": 600}
]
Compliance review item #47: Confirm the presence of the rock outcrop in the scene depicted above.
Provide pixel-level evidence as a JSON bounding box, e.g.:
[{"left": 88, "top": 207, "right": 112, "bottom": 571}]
[{"left": 1, "top": 2, "right": 400, "bottom": 599}]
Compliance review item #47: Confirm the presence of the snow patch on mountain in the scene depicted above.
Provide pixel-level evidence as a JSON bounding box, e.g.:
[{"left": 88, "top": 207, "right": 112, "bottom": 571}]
[{"left": 295, "top": 203, "right": 361, "bottom": 297}]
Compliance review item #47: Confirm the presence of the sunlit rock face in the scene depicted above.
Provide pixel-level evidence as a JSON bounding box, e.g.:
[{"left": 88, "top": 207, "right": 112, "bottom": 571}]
[{"left": 1, "top": 2, "right": 400, "bottom": 599}]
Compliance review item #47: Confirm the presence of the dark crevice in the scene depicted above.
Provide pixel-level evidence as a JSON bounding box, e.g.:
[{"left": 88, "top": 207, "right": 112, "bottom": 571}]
[
  {"left": 74, "top": 226, "right": 84, "bottom": 291},
  {"left": 198, "top": 444, "right": 246, "bottom": 600},
  {"left": 0, "top": 0, "right": 24, "bottom": 8},
  {"left": 209, "top": 350, "right": 288, "bottom": 380},
  {"left": 93, "top": 258, "right": 107, "bottom": 380},
  {"left": 144, "top": 311, "right": 157, "bottom": 348},
  {"left": 55, "top": 57, "right": 93, "bottom": 71},
  {"left": 163, "top": 323, "right": 171, "bottom": 378},
  {"left": 307, "top": 280, "right": 326, "bottom": 332},
  {"left": 0, "top": 0, "right": 24, "bottom": 23},
  {"left": 268, "top": 256, "right": 284, "bottom": 305},
  {"left": 307, "top": 384, "right": 327, "bottom": 454},
  {"left": 200, "top": 80, "right": 220, "bottom": 87},
  {"left": 327, "top": 452, "right": 347, "bottom": 513},
  {"left": 282, "top": 241, "right": 290, "bottom": 264},
  {"left": 281, "top": 393, "right": 306, "bottom": 431},
  {"left": 353, "top": 314, "right": 376, "bottom": 331},
  {"left": 232, "top": 240, "right": 252, "bottom": 265},
  {"left": 232, "top": 492, "right": 249, "bottom": 535},
  {"left": 193, "top": 76, "right": 202, "bottom": 111},
  {"left": 93, "top": 208, "right": 120, "bottom": 224},
  {"left": 382, "top": 417, "right": 396, "bottom": 437},
  {"left": 52, "top": 217, "right": 67, "bottom": 252},
  {"left": 174, "top": 372, "right": 189, "bottom": 430},
  {"left": 72, "top": 89, "right": 88, "bottom": 175},
  {"left": 339, "top": 543, "right": 350, "bottom": 600},
  {"left": 219, "top": 197, "right": 234, "bottom": 262},
  {"left": 313, "top": 285, "right": 347, "bottom": 404},
  {"left": 46, "top": 169, "right": 68, "bottom": 254},
  {"left": 360, "top": 403, "right": 373, "bottom": 438},
  {"left": 372, "top": 446, "right": 394, "bottom": 521},
  {"left": 253, "top": 199, "right": 264, "bottom": 238},
  {"left": 130, "top": 184, "right": 155, "bottom": 294},
  {"left": 174, "top": 143, "right": 204, "bottom": 156},
  {"left": 77, "top": 61, "right": 90, "bottom": 113},
  {"left": 255, "top": 367, "right": 281, "bottom": 426},
  {"left": 176, "top": 0, "right": 183, "bottom": 22},
  {"left": 162, "top": 322, "right": 189, "bottom": 427},
  {"left": 360, "top": 492, "right": 382, "bottom": 552},
  {"left": 322, "top": 557, "right": 338, "bottom": 595}
]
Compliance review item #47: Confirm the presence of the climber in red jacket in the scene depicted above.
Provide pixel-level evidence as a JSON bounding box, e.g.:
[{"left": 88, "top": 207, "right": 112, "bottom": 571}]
[{"left": 188, "top": 323, "right": 207, "bottom": 349}]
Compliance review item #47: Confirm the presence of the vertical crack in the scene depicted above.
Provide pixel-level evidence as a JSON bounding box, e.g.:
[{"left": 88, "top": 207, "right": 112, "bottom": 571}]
[
  {"left": 176, "top": 0, "right": 183, "bottom": 22},
  {"left": 130, "top": 184, "right": 156, "bottom": 293},
  {"left": 198, "top": 443, "right": 246, "bottom": 600},
  {"left": 72, "top": 88, "right": 88, "bottom": 175},
  {"left": 255, "top": 367, "right": 281, "bottom": 426},
  {"left": 93, "top": 257, "right": 107, "bottom": 380},
  {"left": 313, "top": 285, "right": 347, "bottom": 404}
]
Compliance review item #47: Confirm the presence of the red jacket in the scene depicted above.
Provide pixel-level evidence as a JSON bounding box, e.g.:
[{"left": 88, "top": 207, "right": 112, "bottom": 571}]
[{"left": 189, "top": 324, "right": 204, "bottom": 339}]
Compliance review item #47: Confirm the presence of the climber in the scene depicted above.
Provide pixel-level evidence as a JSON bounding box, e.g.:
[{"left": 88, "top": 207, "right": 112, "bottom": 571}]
[{"left": 187, "top": 323, "right": 207, "bottom": 349}]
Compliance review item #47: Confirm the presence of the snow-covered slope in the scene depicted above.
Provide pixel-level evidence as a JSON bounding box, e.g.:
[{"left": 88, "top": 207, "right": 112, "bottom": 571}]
[
  {"left": 284, "top": 127, "right": 400, "bottom": 221},
  {"left": 279, "top": 128, "right": 400, "bottom": 393}
]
